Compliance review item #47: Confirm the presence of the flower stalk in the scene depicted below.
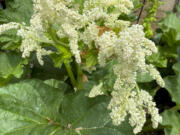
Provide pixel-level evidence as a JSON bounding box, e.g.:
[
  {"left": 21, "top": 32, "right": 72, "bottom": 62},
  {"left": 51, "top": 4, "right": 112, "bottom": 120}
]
[
  {"left": 76, "top": 63, "right": 83, "bottom": 90},
  {"left": 64, "top": 62, "right": 77, "bottom": 89}
]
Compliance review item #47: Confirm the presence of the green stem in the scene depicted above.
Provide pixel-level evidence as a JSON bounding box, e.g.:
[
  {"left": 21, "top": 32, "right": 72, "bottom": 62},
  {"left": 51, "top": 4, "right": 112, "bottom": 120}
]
[
  {"left": 154, "top": 86, "right": 161, "bottom": 93},
  {"left": 49, "top": 25, "right": 69, "bottom": 48},
  {"left": 169, "top": 105, "right": 180, "bottom": 111},
  {"left": 135, "top": 83, "right": 141, "bottom": 94},
  {"left": 52, "top": 36, "right": 68, "bottom": 47},
  {"left": 141, "top": 124, "right": 164, "bottom": 134},
  {"left": 64, "top": 62, "right": 77, "bottom": 88},
  {"left": 76, "top": 63, "right": 83, "bottom": 90}
]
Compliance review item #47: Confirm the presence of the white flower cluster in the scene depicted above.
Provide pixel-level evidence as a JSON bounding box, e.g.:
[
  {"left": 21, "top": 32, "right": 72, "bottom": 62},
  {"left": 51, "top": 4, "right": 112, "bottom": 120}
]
[
  {"left": 108, "top": 89, "right": 162, "bottom": 134},
  {"left": 147, "top": 64, "right": 165, "bottom": 87},
  {"left": 81, "top": 23, "right": 99, "bottom": 46},
  {"left": 94, "top": 25, "right": 164, "bottom": 134},
  {"left": 17, "top": 12, "right": 52, "bottom": 64},
  {"left": 0, "top": 22, "right": 20, "bottom": 35},
  {"left": 84, "top": 0, "right": 134, "bottom": 17},
  {"left": 0, "top": 1, "right": 52, "bottom": 64},
  {"left": 0, "top": 0, "right": 134, "bottom": 64},
  {"left": 97, "top": 31, "right": 117, "bottom": 66},
  {"left": 83, "top": 0, "right": 133, "bottom": 33},
  {"left": 32, "top": 0, "right": 89, "bottom": 63},
  {"left": 61, "top": 23, "right": 81, "bottom": 63}
]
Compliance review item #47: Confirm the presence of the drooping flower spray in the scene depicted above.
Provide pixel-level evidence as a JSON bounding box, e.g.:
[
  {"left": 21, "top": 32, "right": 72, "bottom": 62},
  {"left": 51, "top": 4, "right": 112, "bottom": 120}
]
[{"left": 0, "top": 0, "right": 164, "bottom": 134}]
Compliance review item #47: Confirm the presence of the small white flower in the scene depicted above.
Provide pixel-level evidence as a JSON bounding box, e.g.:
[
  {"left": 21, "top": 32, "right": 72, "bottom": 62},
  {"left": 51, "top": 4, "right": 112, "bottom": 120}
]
[
  {"left": 147, "top": 64, "right": 165, "bottom": 87},
  {"left": 36, "top": 47, "right": 52, "bottom": 65},
  {"left": 0, "top": 22, "right": 20, "bottom": 35},
  {"left": 81, "top": 22, "right": 99, "bottom": 46},
  {"left": 96, "top": 31, "right": 117, "bottom": 67},
  {"left": 89, "top": 82, "right": 103, "bottom": 98}
]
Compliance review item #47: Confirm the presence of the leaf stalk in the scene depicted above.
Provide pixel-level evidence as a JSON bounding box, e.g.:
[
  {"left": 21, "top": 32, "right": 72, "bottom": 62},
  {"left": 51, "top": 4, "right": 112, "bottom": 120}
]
[{"left": 64, "top": 62, "right": 77, "bottom": 89}]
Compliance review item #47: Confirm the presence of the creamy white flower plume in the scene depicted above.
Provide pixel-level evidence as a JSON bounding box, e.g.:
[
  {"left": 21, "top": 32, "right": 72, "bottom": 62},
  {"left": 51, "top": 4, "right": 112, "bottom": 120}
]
[
  {"left": 0, "top": 22, "right": 20, "bottom": 35},
  {"left": 108, "top": 89, "right": 162, "bottom": 134},
  {"left": 147, "top": 64, "right": 165, "bottom": 87}
]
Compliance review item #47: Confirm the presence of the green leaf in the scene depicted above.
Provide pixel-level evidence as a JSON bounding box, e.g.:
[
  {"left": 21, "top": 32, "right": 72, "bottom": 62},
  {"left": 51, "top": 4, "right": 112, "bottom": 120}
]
[
  {"left": 177, "top": 5, "right": 180, "bottom": 16},
  {"left": 0, "top": 77, "right": 11, "bottom": 86},
  {"left": 157, "top": 29, "right": 180, "bottom": 60},
  {"left": 0, "top": 79, "right": 133, "bottom": 135},
  {"left": 86, "top": 49, "right": 98, "bottom": 68},
  {"left": 0, "top": 79, "right": 65, "bottom": 135},
  {"left": 138, "top": 81, "right": 158, "bottom": 97},
  {"left": 50, "top": 53, "right": 64, "bottom": 68},
  {"left": 44, "top": 79, "right": 71, "bottom": 93},
  {"left": 162, "top": 110, "right": 180, "bottom": 135},
  {"left": 0, "top": 29, "right": 21, "bottom": 50},
  {"left": 59, "top": 91, "right": 134, "bottom": 135},
  {"left": 136, "top": 71, "right": 154, "bottom": 83},
  {"left": 146, "top": 45, "right": 179, "bottom": 68},
  {"left": 164, "top": 62, "right": 180, "bottom": 105},
  {"left": 86, "top": 61, "right": 116, "bottom": 93},
  {"left": 161, "top": 29, "right": 179, "bottom": 47},
  {"left": 131, "top": 0, "right": 142, "bottom": 9},
  {"left": 155, "top": 13, "right": 180, "bottom": 63},
  {"left": 147, "top": 52, "right": 168, "bottom": 68},
  {"left": 47, "top": 26, "right": 72, "bottom": 65},
  {"left": 0, "top": 0, "right": 33, "bottom": 24},
  {"left": 59, "top": 91, "right": 110, "bottom": 127},
  {"left": 159, "top": 12, "right": 180, "bottom": 39},
  {"left": 159, "top": 46, "right": 178, "bottom": 59},
  {"left": 0, "top": 52, "right": 27, "bottom": 79}
]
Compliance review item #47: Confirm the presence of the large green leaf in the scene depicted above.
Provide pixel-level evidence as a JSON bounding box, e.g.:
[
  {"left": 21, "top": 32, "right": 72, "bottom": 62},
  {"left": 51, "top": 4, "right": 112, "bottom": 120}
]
[
  {"left": 58, "top": 91, "right": 134, "bottom": 135},
  {"left": 44, "top": 79, "right": 71, "bottom": 93},
  {"left": 0, "top": 79, "right": 133, "bottom": 135},
  {"left": 151, "top": 13, "right": 180, "bottom": 66},
  {"left": 164, "top": 62, "right": 180, "bottom": 105},
  {"left": 161, "top": 29, "right": 180, "bottom": 47},
  {"left": 162, "top": 110, "right": 180, "bottom": 135},
  {"left": 159, "top": 12, "right": 180, "bottom": 42},
  {"left": 159, "top": 12, "right": 180, "bottom": 37},
  {"left": 0, "top": 52, "right": 27, "bottom": 79},
  {"left": 0, "top": 0, "right": 33, "bottom": 24},
  {"left": 0, "top": 79, "right": 65, "bottom": 135}
]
